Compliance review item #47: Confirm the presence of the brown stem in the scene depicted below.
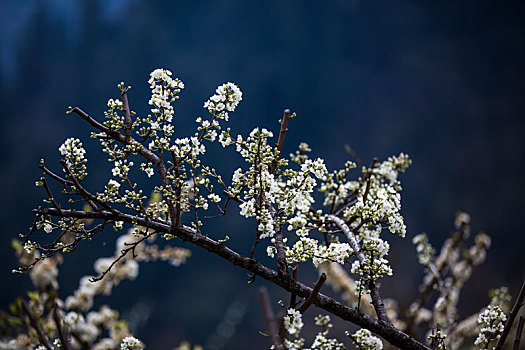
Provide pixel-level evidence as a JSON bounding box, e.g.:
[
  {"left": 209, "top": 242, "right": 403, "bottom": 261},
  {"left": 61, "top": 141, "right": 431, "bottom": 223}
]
[
  {"left": 289, "top": 266, "right": 299, "bottom": 308},
  {"left": 362, "top": 157, "right": 377, "bottom": 204},
  {"left": 328, "top": 214, "right": 391, "bottom": 324},
  {"left": 298, "top": 273, "right": 327, "bottom": 313},
  {"left": 41, "top": 177, "right": 63, "bottom": 216},
  {"left": 495, "top": 280, "right": 525, "bottom": 350},
  {"left": 60, "top": 160, "right": 101, "bottom": 212},
  {"left": 69, "top": 107, "right": 178, "bottom": 228},
  {"left": 513, "top": 316, "right": 524, "bottom": 350},
  {"left": 170, "top": 151, "right": 182, "bottom": 227},
  {"left": 53, "top": 306, "right": 72, "bottom": 350},
  {"left": 39, "top": 164, "right": 74, "bottom": 186},
  {"left": 274, "top": 226, "right": 287, "bottom": 276},
  {"left": 270, "top": 109, "right": 291, "bottom": 174},
  {"left": 21, "top": 299, "right": 53, "bottom": 350},
  {"left": 258, "top": 287, "right": 283, "bottom": 350},
  {"left": 121, "top": 89, "right": 132, "bottom": 141}
]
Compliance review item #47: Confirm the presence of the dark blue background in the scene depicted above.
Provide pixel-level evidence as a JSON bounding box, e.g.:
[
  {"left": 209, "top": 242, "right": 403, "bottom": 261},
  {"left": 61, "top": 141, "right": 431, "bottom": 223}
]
[{"left": 1, "top": 1, "right": 524, "bottom": 348}]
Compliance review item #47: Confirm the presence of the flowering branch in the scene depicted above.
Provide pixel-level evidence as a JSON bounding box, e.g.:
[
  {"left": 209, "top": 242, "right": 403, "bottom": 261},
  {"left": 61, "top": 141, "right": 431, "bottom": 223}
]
[
  {"left": 327, "top": 214, "right": 390, "bottom": 324},
  {"left": 8, "top": 68, "right": 506, "bottom": 350},
  {"left": 52, "top": 306, "right": 72, "bottom": 350},
  {"left": 495, "top": 280, "right": 525, "bottom": 350},
  {"left": 21, "top": 299, "right": 53, "bottom": 350},
  {"left": 34, "top": 206, "right": 429, "bottom": 350}
]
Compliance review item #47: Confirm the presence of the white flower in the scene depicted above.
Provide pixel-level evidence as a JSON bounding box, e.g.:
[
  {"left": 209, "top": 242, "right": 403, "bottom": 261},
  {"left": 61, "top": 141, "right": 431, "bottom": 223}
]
[
  {"left": 208, "top": 193, "right": 221, "bottom": 203},
  {"left": 108, "top": 179, "right": 121, "bottom": 189},
  {"left": 120, "top": 336, "right": 143, "bottom": 350},
  {"left": 204, "top": 82, "right": 243, "bottom": 120},
  {"left": 44, "top": 223, "right": 53, "bottom": 233},
  {"left": 283, "top": 308, "right": 303, "bottom": 335},
  {"left": 475, "top": 305, "right": 507, "bottom": 348},
  {"left": 351, "top": 329, "right": 383, "bottom": 350},
  {"left": 114, "top": 221, "right": 124, "bottom": 230}
]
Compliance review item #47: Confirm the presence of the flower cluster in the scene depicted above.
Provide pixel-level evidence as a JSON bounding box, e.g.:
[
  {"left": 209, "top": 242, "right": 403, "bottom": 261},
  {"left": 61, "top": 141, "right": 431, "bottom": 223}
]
[
  {"left": 474, "top": 305, "right": 507, "bottom": 349},
  {"left": 282, "top": 313, "right": 345, "bottom": 350},
  {"left": 284, "top": 308, "right": 304, "bottom": 335},
  {"left": 120, "top": 336, "right": 144, "bottom": 350},
  {"left": 148, "top": 68, "right": 184, "bottom": 122},
  {"left": 282, "top": 237, "right": 353, "bottom": 267},
  {"left": 59, "top": 137, "right": 87, "bottom": 180},
  {"left": 349, "top": 329, "right": 383, "bottom": 350},
  {"left": 427, "top": 328, "right": 447, "bottom": 350},
  {"left": 203, "top": 82, "right": 242, "bottom": 120},
  {"left": 412, "top": 233, "right": 435, "bottom": 266},
  {"left": 341, "top": 154, "right": 411, "bottom": 237}
]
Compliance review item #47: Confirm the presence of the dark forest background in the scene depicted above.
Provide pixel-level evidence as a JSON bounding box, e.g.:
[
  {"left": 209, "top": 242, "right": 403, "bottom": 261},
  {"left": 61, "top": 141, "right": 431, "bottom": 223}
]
[{"left": 1, "top": 1, "right": 524, "bottom": 349}]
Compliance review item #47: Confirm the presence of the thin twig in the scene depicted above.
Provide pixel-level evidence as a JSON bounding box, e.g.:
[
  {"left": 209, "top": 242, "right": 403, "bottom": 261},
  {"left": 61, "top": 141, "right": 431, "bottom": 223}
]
[
  {"left": 328, "top": 214, "right": 391, "bottom": 324},
  {"left": 90, "top": 230, "right": 156, "bottom": 282},
  {"left": 258, "top": 287, "right": 283, "bottom": 350},
  {"left": 298, "top": 273, "right": 327, "bottom": 313},
  {"left": 270, "top": 109, "right": 291, "bottom": 174},
  {"left": 289, "top": 266, "right": 299, "bottom": 308},
  {"left": 513, "top": 316, "right": 524, "bottom": 350},
  {"left": 39, "top": 164, "right": 74, "bottom": 186},
  {"left": 21, "top": 299, "right": 53, "bottom": 350},
  {"left": 362, "top": 157, "right": 377, "bottom": 204},
  {"left": 53, "top": 306, "right": 72, "bottom": 350},
  {"left": 60, "top": 160, "right": 101, "bottom": 212},
  {"left": 41, "top": 177, "right": 63, "bottom": 216},
  {"left": 121, "top": 88, "right": 132, "bottom": 141}
]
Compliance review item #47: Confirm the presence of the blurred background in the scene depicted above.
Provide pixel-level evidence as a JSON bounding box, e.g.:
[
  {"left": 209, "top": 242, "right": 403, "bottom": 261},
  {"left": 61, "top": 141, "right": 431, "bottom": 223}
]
[{"left": 1, "top": 0, "right": 524, "bottom": 348}]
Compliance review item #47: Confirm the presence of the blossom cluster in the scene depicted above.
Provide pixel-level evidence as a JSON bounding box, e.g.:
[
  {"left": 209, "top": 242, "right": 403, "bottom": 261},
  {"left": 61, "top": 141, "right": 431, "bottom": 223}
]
[
  {"left": 282, "top": 312, "right": 345, "bottom": 350},
  {"left": 284, "top": 308, "right": 304, "bottom": 335},
  {"left": 474, "top": 305, "right": 507, "bottom": 349},
  {"left": 59, "top": 137, "right": 87, "bottom": 180},
  {"left": 203, "top": 82, "right": 242, "bottom": 121},
  {"left": 412, "top": 233, "right": 435, "bottom": 266},
  {"left": 340, "top": 154, "right": 411, "bottom": 237},
  {"left": 120, "top": 336, "right": 144, "bottom": 350},
  {"left": 348, "top": 329, "right": 383, "bottom": 350}
]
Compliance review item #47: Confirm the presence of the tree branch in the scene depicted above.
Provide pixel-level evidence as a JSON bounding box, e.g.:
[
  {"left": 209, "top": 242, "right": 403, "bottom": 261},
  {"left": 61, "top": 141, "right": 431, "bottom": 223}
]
[
  {"left": 258, "top": 287, "right": 283, "bottom": 350},
  {"left": 121, "top": 88, "right": 132, "bottom": 142},
  {"left": 21, "top": 299, "right": 53, "bottom": 350},
  {"left": 69, "top": 106, "right": 178, "bottom": 230},
  {"left": 495, "top": 280, "right": 525, "bottom": 350},
  {"left": 298, "top": 273, "right": 326, "bottom": 313},
  {"left": 270, "top": 109, "right": 291, "bottom": 174},
  {"left": 34, "top": 207, "right": 429, "bottom": 350},
  {"left": 327, "top": 214, "right": 390, "bottom": 324},
  {"left": 53, "top": 306, "right": 72, "bottom": 350},
  {"left": 513, "top": 316, "right": 524, "bottom": 350}
]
